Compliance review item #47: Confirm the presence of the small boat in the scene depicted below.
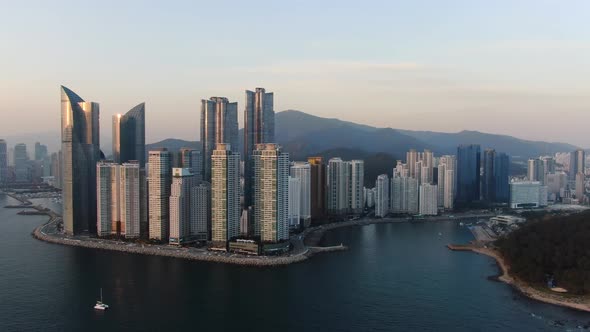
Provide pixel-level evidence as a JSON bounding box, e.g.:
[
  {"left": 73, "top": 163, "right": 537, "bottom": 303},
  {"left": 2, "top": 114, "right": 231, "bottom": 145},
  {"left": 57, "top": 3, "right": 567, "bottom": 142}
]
[{"left": 94, "top": 288, "right": 109, "bottom": 310}]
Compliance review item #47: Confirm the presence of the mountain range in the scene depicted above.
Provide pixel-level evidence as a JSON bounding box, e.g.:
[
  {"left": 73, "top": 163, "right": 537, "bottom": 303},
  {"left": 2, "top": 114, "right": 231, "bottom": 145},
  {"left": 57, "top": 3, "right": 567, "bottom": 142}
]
[{"left": 146, "top": 110, "right": 574, "bottom": 186}]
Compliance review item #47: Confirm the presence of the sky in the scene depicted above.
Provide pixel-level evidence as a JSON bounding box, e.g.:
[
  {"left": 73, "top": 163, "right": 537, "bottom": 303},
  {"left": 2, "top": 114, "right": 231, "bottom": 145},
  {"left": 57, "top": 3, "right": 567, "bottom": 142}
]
[{"left": 1, "top": 0, "right": 590, "bottom": 151}]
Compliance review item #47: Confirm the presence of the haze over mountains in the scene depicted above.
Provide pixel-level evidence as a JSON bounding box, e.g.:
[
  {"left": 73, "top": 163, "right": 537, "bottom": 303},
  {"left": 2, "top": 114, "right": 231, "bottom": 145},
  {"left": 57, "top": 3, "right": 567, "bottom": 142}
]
[{"left": 143, "top": 110, "right": 576, "bottom": 185}]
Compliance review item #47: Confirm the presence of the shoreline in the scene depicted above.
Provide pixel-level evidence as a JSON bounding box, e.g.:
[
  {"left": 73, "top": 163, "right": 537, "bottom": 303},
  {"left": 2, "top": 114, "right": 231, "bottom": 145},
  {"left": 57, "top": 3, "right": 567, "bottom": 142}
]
[{"left": 448, "top": 244, "right": 590, "bottom": 313}]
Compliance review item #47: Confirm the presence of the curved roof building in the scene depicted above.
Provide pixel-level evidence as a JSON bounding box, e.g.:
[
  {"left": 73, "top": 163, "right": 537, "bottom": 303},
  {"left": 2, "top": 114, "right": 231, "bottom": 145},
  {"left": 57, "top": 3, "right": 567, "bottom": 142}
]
[
  {"left": 113, "top": 103, "right": 146, "bottom": 167},
  {"left": 61, "top": 86, "right": 100, "bottom": 235}
]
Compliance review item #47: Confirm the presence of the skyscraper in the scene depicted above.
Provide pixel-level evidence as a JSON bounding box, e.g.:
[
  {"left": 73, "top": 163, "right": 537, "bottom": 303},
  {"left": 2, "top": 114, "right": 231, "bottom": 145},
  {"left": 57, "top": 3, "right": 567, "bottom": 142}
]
[
  {"left": 290, "top": 162, "right": 311, "bottom": 222},
  {"left": 211, "top": 144, "right": 240, "bottom": 247},
  {"left": 148, "top": 149, "right": 172, "bottom": 241},
  {"left": 570, "top": 149, "right": 586, "bottom": 183},
  {"left": 482, "top": 149, "right": 496, "bottom": 202},
  {"left": 0, "top": 139, "right": 7, "bottom": 184},
  {"left": 14, "top": 143, "right": 29, "bottom": 182},
  {"left": 97, "top": 162, "right": 141, "bottom": 238},
  {"left": 180, "top": 148, "right": 202, "bottom": 182},
  {"left": 201, "top": 97, "right": 238, "bottom": 182},
  {"left": 169, "top": 168, "right": 194, "bottom": 245},
  {"left": 390, "top": 176, "right": 419, "bottom": 214},
  {"left": 456, "top": 144, "right": 481, "bottom": 205},
  {"left": 349, "top": 160, "right": 365, "bottom": 214},
  {"left": 407, "top": 149, "right": 417, "bottom": 178},
  {"left": 113, "top": 103, "right": 146, "bottom": 167},
  {"left": 308, "top": 157, "right": 327, "bottom": 221},
  {"left": 97, "top": 162, "right": 118, "bottom": 237},
  {"left": 252, "top": 143, "right": 289, "bottom": 243},
  {"left": 243, "top": 88, "right": 274, "bottom": 208},
  {"left": 34, "top": 142, "right": 48, "bottom": 161},
  {"left": 327, "top": 158, "right": 349, "bottom": 215},
  {"left": 119, "top": 162, "right": 141, "bottom": 238},
  {"left": 191, "top": 182, "right": 211, "bottom": 241},
  {"left": 61, "top": 86, "right": 100, "bottom": 235},
  {"left": 288, "top": 176, "right": 301, "bottom": 229},
  {"left": 419, "top": 183, "right": 438, "bottom": 216},
  {"left": 437, "top": 155, "right": 456, "bottom": 209},
  {"left": 527, "top": 158, "right": 545, "bottom": 184},
  {"left": 494, "top": 153, "right": 510, "bottom": 203},
  {"left": 375, "top": 174, "right": 389, "bottom": 217}
]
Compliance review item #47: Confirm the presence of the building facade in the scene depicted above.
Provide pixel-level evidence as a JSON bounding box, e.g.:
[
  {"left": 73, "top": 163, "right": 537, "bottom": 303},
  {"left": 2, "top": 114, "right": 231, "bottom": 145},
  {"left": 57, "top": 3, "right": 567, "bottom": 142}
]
[
  {"left": 375, "top": 174, "right": 389, "bottom": 217},
  {"left": 456, "top": 144, "right": 481, "bottom": 205},
  {"left": 148, "top": 149, "right": 171, "bottom": 241},
  {"left": 419, "top": 183, "right": 438, "bottom": 215},
  {"left": 61, "top": 86, "right": 100, "bottom": 235},
  {"left": 201, "top": 97, "right": 238, "bottom": 182},
  {"left": 211, "top": 144, "right": 240, "bottom": 246}
]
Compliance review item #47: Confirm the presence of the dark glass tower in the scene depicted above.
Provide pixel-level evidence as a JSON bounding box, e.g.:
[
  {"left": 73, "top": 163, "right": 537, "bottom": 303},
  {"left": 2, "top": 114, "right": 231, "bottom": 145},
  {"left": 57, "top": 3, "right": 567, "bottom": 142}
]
[
  {"left": 456, "top": 144, "right": 481, "bottom": 205},
  {"left": 482, "top": 149, "right": 496, "bottom": 202},
  {"left": 243, "top": 88, "right": 274, "bottom": 208},
  {"left": 120, "top": 103, "right": 146, "bottom": 167},
  {"left": 200, "top": 97, "right": 238, "bottom": 182},
  {"left": 60, "top": 86, "right": 100, "bottom": 235},
  {"left": 493, "top": 153, "right": 510, "bottom": 203}
]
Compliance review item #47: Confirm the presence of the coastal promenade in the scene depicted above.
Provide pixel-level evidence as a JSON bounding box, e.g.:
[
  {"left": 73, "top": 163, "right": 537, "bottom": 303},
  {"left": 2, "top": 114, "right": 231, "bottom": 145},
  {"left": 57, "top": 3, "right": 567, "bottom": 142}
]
[{"left": 448, "top": 243, "right": 590, "bottom": 313}]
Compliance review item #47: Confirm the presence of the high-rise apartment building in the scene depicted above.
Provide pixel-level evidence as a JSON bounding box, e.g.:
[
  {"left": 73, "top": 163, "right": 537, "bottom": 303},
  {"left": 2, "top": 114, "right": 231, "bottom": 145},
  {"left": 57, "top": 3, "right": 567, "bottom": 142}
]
[
  {"left": 112, "top": 103, "right": 146, "bottom": 167},
  {"left": 252, "top": 144, "right": 289, "bottom": 243},
  {"left": 390, "top": 176, "right": 419, "bottom": 214},
  {"left": 456, "top": 144, "right": 481, "bottom": 205},
  {"left": 211, "top": 144, "right": 240, "bottom": 247},
  {"left": 243, "top": 88, "right": 274, "bottom": 208},
  {"left": 201, "top": 97, "right": 238, "bottom": 182},
  {"left": 288, "top": 176, "right": 301, "bottom": 229},
  {"left": 407, "top": 149, "right": 418, "bottom": 178},
  {"left": 437, "top": 155, "right": 456, "bottom": 209},
  {"left": 570, "top": 149, "right": 586, "bottom": 181},
  {"left": 0, "top": 139, "right": 7, "bottom": 184},
  {"left": 97, "top": 162, "right": 141, "bottom": 238},
  {"left": 527, "top": 158, "right": 545, "bottom": 184},
  {"left": 191, "top": 182, "right": 211, "bottom": 241},
  {"left": 375, "top": 174, "right": 389, "bottom": 217},
  {"left": 180, "top": 148, "right": 202, "bottom": 182},
  {"left": 290, "top": 162, "right": 311, "bottom": 222},
  {"left": 327, "top": 158, "right": 349, "bottom": 215},
  {"left": 169, "top": 168, "right": 194, "bottom": 245},
  {"left": 349, "top": 160, "right": 365, "bottom": 214},
  {"left": 419, "top": 183, "right": 438, "bottom": 215},
  {"left": 61, "top": 86, "right": 100, "bottom": 235},
  {"left": 148, "top": 149, "right": 172, "bottom": 241},
  {"left": 308, "top": 157, "right": 326, "bottom": 221}
]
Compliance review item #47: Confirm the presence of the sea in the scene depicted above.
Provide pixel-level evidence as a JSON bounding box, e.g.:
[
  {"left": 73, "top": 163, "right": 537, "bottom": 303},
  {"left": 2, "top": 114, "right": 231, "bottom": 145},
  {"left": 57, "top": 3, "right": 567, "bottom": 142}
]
[{"left": 0, "top": 194, "right": 588, "bottom": 331}]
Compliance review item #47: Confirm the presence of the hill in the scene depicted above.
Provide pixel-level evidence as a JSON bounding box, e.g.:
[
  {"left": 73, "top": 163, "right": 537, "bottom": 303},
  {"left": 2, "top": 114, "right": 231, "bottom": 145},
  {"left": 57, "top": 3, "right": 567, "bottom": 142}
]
[
  {"left": 496, "top": 211, "right": 590, "bottom": 295},
  {"left": 275, "top": 110, "right": 578, "bottom": 159}
]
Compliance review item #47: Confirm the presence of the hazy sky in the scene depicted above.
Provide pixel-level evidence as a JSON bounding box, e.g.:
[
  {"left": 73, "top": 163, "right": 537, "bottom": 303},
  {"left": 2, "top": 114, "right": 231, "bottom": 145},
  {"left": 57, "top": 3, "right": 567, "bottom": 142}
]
[{"left": 1, "top": 0, "right": 589, "bottom": 150}]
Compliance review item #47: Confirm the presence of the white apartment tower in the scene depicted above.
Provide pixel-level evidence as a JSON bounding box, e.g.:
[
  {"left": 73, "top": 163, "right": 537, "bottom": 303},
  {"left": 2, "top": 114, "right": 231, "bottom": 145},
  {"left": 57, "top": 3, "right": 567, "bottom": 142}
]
[
  {"left": 211, "top": 144, "right": 240, "bottom": 246},
  {"left": 350, "top": 160, "right": 365, "bottom": 214},
  {"left": 327, "top": 158, "right": 349, "bottom": 215},
  {"left": 290, "top": 162, "right": 311, "bottom": 221},
  {"left": 253, "top": 143, "right": 290, "bottom": 243},
  {"left": 169, "top": 168, "right": 194, "bottom": 245},
  {"left": 148, "top": 149, "right": 172, "bottom": 241},
  {"left": 375, "top": 174, "right": 389, "bottom": 217},
  {"left": 419, "top": 183, "right": 438, "bottom": 216},
  {"left": 120, "top": 162, "right": 141, "bottom": 238},
  {"left": 288, "top": 176, "right": 301, "bottom": 229}
]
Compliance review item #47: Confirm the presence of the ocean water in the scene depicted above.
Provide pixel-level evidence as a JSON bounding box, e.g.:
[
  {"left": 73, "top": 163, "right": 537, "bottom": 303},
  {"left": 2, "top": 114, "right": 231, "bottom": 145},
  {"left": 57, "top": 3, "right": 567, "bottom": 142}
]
[{"left": 0, "top": 194, "right": 588, "bottom": 331}]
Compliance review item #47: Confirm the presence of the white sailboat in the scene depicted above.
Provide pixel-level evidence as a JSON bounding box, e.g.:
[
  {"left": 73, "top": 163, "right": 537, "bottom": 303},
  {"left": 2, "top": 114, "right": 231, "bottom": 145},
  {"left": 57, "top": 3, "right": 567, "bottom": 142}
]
[{"left": 94, "top": 288, "right": 109, "bottom": 310}]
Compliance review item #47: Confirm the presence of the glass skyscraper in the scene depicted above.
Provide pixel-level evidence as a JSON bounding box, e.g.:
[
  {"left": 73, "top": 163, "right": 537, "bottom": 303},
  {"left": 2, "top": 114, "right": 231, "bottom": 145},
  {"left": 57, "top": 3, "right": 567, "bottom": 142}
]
[
  {"left": 456, "top": 144, "right": 481, "bottom": 205},
  {"left": 112, "top": 103, "right": 146, "bottom": 167},
  {"left": 61, "top": 86, "right": 100, "bottom": 235},
  {"left": 494, "top": 153, "right": 510, "bottom": 203},
  {"left": 243, "top": 88, "right": 274, "bottom": 208}
]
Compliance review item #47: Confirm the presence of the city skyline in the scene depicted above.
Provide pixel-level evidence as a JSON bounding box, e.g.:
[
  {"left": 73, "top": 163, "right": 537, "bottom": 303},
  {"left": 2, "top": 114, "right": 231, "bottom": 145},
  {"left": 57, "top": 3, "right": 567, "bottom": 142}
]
[{"left": 2, "top": 1, "right": 590, "bottom": 147}]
